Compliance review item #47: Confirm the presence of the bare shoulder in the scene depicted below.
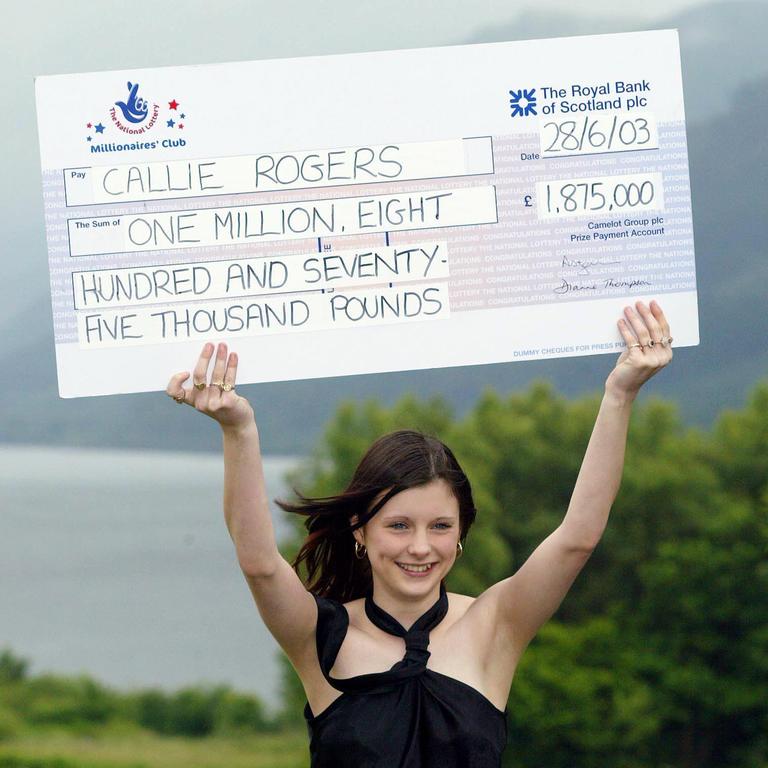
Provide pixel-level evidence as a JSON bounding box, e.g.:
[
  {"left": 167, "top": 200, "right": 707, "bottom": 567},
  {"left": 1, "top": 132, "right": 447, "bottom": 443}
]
[
  {"left": 445, "top": 590, "right": 495, "bottom": 637},
  {"left": 447, "top": 591, "right": 478, "bottom": 618},
  {"left": 342, "top": 596, "right": 364, "bottom": 621},
  {"left": 444, "top": 588, "right": 521, "bottom": 708},
  {"left": 453, "top": 581, "right": 520, "bottom": 641},
  {"left": 444, "top": 588, "right": 519, "bottom": 668}
]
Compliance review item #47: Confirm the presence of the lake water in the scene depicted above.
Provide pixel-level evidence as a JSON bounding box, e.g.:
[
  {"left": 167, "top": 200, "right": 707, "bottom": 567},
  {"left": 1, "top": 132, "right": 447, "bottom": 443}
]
[{"left": 0, "top": 444, "right": 304, "bottom": 714}]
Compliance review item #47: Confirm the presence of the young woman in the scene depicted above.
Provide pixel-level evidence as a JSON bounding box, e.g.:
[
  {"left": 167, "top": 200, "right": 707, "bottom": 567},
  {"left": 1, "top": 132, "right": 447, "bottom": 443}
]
[{"left": 166, "top": 300, "right": 674, "bottom": 767}]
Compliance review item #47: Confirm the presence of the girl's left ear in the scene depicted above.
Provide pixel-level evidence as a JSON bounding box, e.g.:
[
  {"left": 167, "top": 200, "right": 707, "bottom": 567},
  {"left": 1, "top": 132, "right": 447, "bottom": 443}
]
[{"left": 349, "top": 514, "right": 363, "bottom": 544}]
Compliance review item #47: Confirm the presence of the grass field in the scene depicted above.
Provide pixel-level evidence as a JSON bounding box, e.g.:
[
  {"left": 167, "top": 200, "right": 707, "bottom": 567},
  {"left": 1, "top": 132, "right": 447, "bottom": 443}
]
[{"left": 0, "top": 727, "right": 309, "bottom": 768}]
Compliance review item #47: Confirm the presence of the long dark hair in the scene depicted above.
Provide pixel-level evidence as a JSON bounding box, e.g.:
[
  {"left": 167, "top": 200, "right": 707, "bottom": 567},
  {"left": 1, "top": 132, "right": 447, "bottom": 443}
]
[{"left": 277, "top": 430, "right": 477, "bottom": 603}]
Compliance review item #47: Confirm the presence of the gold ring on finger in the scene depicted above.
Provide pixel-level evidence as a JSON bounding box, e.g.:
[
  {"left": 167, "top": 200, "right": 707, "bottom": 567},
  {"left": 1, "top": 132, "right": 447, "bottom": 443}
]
[
  {"left": 172, "top": 391, "right": 185, "bottom": 404},
  {"left": 212, "top": 380, "right": 224, "bottom": 389},
  {"left": 193, "top": 380, "right": 206, "bottom": 391},
  {"left": 220, "top": 382, "right": 234, "bottom": 392},
  {"left": 629, "top": 342, "right": 642, "bottom": 349}
]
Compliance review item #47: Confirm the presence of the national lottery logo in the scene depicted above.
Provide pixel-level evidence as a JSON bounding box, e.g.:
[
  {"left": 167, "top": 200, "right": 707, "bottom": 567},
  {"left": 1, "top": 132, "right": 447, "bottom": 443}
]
[
  {"left": 114, "top": 81, "right": 151, "bottom": 125},
  {"left": 109, "top": 81, "right": 161, "bottom": 134},
  {"left": 82, "top": 80, "right": 190, "bottom": 153},
  {"left": 509, "top": 88, "right": 537, "bottom": 117}
]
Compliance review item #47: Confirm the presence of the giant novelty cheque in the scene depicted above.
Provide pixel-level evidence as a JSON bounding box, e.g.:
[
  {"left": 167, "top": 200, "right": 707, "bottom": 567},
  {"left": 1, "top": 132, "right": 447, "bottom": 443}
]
[{"left": 35, "top": 30, "right": 698, "bottom": 397}]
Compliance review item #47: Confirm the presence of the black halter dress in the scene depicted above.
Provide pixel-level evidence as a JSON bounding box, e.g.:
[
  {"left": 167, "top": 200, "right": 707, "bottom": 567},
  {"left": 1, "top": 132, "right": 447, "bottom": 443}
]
[{"left": 304, "top": 581, "right": 508, "bottom": 767}]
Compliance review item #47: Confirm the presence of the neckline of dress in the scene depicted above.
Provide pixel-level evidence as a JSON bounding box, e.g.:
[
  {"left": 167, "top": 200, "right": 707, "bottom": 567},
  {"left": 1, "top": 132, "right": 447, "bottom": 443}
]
[{"left": 364, "top": 580, "right": 449, "bottom": 637}]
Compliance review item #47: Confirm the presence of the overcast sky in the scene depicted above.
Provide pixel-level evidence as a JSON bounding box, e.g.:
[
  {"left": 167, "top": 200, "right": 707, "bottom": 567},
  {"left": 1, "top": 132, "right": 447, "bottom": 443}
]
[{"left": 7, "top": 0, "right": 759, "bottom": 78}]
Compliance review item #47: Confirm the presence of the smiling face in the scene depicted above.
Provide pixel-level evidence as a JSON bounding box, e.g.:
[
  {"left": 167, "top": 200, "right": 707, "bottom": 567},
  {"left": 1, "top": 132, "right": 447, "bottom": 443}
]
[{"left": 351, "top": 479, "right": 461, "bottom": 600}]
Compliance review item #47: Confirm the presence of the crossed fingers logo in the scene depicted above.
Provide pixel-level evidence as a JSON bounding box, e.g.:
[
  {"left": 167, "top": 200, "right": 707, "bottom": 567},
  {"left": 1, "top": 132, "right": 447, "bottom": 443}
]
[{"left": 115, "top": 81, "right": 149, "bottom": 124}]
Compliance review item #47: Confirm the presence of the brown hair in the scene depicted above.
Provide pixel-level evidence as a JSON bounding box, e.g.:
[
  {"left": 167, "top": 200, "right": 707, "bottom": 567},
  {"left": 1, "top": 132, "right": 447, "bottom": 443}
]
[{"left": 278, "top": 430, "right": 477, "bottom": 603}]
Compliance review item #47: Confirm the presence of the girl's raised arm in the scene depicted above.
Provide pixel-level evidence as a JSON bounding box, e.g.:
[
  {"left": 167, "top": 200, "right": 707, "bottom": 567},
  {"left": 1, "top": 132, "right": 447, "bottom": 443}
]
[
  {"left": 472, "top": 300, "right": 673, "bottom": 655},
  {"left": 166, "top": 342, "right": 318, "bottom": 665}
]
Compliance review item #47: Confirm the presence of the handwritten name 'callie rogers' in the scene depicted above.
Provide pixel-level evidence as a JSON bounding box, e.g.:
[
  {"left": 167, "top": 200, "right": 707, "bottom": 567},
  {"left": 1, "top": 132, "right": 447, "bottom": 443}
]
[{"left": 96, "top": 146, "right": 404, "bottom": 197}]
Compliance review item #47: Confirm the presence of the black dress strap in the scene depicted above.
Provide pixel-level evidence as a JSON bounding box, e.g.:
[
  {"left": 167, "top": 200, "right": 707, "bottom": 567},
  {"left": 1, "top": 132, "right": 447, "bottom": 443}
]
[{"left": 313, "top": 594, "right": 349, "bottom": 678}]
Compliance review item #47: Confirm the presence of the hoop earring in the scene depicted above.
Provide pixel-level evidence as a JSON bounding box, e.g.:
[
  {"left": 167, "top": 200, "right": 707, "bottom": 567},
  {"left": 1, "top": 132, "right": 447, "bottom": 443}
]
[
  {"left": 456, "top": 541, "right": 464, "bottom": 558},
  {"left": 354, "top": 541, "right": 367, "bottom": 559}
]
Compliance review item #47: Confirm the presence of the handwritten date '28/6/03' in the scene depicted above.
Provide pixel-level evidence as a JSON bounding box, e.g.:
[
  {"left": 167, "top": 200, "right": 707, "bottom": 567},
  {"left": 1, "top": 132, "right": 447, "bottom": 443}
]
[{"left": 540, "top": 113, "right": 658, "bottom": 156}]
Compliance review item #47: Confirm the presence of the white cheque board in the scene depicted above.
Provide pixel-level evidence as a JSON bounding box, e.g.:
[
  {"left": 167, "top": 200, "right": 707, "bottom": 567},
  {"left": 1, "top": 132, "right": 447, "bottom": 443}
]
[{"left": 35, "top": 30, "right": 698, "bottom": 398}]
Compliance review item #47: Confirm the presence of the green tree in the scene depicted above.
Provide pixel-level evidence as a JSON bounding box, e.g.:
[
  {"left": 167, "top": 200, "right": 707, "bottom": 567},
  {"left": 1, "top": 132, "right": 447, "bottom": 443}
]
[
  {"left": 133, "top": 684, "right": 275, "bottom": 736},
  {"left": 0, "top": 650, "right": 28, "bottom": 684}
]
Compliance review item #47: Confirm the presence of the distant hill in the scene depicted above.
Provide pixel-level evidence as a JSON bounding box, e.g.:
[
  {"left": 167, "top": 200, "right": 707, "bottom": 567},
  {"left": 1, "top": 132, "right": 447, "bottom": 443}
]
[{"left": 2, "top": 2, "right": 766, "bottom": 455}]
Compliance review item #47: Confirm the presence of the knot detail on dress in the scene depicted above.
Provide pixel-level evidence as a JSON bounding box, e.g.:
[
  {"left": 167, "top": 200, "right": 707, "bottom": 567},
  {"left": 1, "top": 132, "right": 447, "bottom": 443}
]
[
  {"left": 364, "top": 582, "right": 448, "bottom": 674},
  {"left": 403, "top": 630, "right": 431, "bottom": 666},
  {"left": 405, "top": 629, "right": 430, "bottom": 651}
]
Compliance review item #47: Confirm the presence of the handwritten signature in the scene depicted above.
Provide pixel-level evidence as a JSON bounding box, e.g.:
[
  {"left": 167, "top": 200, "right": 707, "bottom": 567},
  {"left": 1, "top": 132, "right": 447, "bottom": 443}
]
[
  {"left": 561, "top": 255, "right": 622, "bottom": 275},
  {"left": 554, "top": 277, "right": 652, "bottom": 295}
]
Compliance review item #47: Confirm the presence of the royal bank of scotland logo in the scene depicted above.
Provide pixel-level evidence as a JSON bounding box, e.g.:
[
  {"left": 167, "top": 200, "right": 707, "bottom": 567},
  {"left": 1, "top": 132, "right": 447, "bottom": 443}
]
[{"left": 509, "top": 88, "right": 537, "bottom": 117}]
